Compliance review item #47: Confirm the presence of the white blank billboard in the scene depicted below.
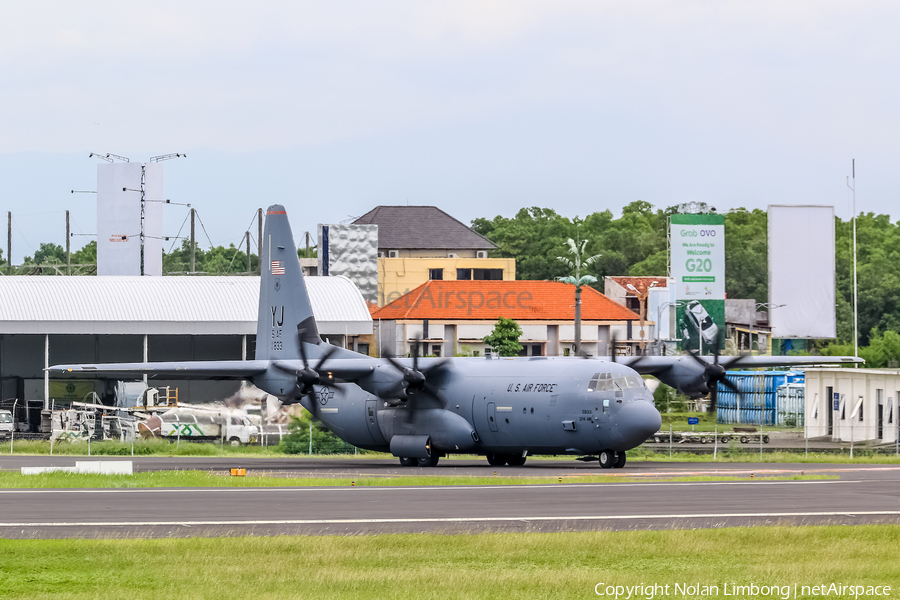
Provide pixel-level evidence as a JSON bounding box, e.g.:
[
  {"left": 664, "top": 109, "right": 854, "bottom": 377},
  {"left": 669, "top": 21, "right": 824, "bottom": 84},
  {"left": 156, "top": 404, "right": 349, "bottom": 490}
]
[{"left": 768, "top": 205, "right": 836, "bottom": 338}]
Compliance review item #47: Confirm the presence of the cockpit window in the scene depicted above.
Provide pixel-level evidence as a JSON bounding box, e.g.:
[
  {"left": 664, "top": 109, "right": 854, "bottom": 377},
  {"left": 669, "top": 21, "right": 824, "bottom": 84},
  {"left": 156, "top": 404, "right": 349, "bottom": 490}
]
[
  {"left": 587, "top": 373, "right": 614, "bottom": 392},
  {"left": 612, "top": 376, "right": 627, "bottom": 390},
  {"left": 625, "top": 375, "right": 645, "bottom": 388}
]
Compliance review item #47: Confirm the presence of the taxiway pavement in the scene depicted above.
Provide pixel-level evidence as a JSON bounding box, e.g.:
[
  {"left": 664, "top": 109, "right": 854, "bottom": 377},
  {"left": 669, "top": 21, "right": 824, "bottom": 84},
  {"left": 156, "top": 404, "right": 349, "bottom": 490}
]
[{"left": 0, "top": 458, "right": 898, "bottom": 538}]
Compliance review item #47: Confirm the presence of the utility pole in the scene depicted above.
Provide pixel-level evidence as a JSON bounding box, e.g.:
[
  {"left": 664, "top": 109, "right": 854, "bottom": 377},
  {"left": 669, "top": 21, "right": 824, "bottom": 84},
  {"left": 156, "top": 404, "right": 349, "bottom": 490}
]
[
  {"left": 189, "top": 208, "right": 196, "bottom": 274},
  {"left": 65, "top": 210, "right": 71, "bottom": 276},
  {"left": 257, "top": 208, "right": 263, "bottom": 274},
  {"left": 847, "top": 159, "right": 858, "bottom": 363},
  {"left": 6, "top": 212, "right": 10, "bottom": 276},
  {"left": 246, "top": 230, "right": 251, "bottom": 275}
]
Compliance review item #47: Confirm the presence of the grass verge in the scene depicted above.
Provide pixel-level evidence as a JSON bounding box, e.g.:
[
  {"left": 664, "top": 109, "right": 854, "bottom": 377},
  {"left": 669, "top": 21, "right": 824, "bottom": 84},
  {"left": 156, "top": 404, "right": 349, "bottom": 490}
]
[
  {"left": 0, "top": 526, "right": 896, "bottom": 599},
  {"left": 0, "top": 470, "right": 836, "bottom": 489}
]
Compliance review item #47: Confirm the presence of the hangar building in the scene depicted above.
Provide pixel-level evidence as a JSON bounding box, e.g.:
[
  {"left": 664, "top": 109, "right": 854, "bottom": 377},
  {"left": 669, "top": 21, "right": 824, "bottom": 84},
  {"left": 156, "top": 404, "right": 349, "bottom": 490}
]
[{"left": 0, "top": 276, "right": 372, "bottom": 427}]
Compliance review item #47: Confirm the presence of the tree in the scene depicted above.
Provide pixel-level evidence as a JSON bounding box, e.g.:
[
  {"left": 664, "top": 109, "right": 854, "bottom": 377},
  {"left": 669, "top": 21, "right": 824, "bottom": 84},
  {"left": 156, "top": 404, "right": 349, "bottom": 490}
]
[
  {"left": 71, "top": 241, "right": 97, "bottom": 264},
  {"left": 483, "top": 317, "right": 523, "bottom": 357},
  {"left": 557, "top": 234, "right": 601, "bottom": 355},
  {"left": 27, "top": 243, "right": 66, "bottom": 265}
]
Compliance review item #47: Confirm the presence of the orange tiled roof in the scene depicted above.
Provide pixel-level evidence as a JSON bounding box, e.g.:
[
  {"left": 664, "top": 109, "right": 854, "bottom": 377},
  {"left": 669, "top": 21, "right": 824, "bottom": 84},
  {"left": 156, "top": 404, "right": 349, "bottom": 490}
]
[
  {"left": 365, "top": 300, "right": 380, "bottom": 316},
  {"left": 372, "top": 280, "right": 641, "bottom": 321}
]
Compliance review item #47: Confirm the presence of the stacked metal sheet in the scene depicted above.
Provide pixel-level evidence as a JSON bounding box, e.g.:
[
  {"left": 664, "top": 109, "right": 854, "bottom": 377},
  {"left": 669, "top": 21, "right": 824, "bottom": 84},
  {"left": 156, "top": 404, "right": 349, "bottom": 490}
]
[{"left": 716, "top": 371, "right": 804, "bottom": 425}]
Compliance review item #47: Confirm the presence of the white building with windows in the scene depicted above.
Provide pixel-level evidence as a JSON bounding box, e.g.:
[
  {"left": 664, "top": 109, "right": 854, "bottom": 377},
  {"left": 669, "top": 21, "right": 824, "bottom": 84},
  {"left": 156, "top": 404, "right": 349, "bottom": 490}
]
[{"left": 804, "top": 368, "right": 900, "bottom": 445}]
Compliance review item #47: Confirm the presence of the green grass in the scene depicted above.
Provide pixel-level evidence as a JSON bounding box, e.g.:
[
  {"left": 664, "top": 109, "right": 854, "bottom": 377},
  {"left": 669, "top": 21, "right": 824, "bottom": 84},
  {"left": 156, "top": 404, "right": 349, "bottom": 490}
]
[
  {"left": 0, "top": 470, "right": 836, "bottom": 489},
  {"left": 7, "top": 438, "right": 302, "bottom": 457},
  {"left": 8, "top": 438, "right": 900, "bottom": 464},
  {"left": 626, "top": 445, "right": 900, "bottom": 463},
  {"left": 0, "top": 526, "right": 896, "bottom": 599}
]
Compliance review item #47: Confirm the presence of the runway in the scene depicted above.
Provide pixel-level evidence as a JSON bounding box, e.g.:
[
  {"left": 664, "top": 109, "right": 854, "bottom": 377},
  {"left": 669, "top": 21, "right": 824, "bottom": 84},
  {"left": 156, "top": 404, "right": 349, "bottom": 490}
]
[{"left": 1, "top": 458, "right": 899, "bottom": 538}]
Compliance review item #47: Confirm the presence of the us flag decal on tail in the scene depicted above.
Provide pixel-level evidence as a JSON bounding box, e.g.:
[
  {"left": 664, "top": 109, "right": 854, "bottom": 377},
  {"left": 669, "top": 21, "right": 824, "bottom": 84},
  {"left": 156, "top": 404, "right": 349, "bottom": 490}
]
[{"left": 271, "top": 260, "right": 285, "bottom": 275}]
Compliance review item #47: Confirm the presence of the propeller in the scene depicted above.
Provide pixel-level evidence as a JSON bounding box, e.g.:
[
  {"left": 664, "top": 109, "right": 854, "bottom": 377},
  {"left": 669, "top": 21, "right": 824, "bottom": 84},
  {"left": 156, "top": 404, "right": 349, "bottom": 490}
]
[
  {"left": 381, "top": 338, "right": 448, "bottom": 401},
  {"left": 685, "top": 336, "right": 749, "bottom": 412},
  {"left": 272, "top": 340, "right": 340, "bottom": 419}
]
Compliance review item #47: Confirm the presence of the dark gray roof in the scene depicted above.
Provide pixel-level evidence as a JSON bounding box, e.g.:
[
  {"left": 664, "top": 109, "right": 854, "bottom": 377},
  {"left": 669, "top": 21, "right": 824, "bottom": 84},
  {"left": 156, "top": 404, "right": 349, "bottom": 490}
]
[{"left": 353, "top": 206, "right": 496, "bottom": 250}]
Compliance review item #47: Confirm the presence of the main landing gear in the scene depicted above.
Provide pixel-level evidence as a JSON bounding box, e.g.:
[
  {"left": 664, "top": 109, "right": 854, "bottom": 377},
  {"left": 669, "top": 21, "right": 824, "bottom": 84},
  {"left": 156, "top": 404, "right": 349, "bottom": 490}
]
[
  {"left": 485, "top": 453, "right": 527, "bottom": 467},
  {"left": 399, "top": 455, "right": 440, "bottom": 467},
  {"left": 598, "top": 450, "right": 627, "bottom": 469}
]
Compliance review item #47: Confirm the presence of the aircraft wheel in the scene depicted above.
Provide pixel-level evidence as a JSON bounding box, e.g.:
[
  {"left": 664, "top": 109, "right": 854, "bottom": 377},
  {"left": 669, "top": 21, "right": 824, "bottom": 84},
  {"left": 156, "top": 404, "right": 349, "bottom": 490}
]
[
  {"left": 486, "top": 453, "right": 506, "bottom": 466},
  {"left": 417, "top": 454, "right": 440, "bottom": 467},
  {"left": 399, "top": 457, "right": 417, "bottom": 467},
  {"left": 613, "top": 452, "right": 627, "bottom": 469},
  {"left": 506, "top": 454, "right": 527, "bottom": 467},
  {"left": 598, "top": 449, "right": 615, "bottom": 469}
]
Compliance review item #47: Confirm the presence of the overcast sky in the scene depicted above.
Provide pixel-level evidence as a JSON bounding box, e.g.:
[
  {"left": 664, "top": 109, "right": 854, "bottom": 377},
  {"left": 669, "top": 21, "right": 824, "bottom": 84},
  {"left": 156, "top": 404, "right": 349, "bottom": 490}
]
[{"left": 1, "top": 1, "right": 897, "bottom": 262}]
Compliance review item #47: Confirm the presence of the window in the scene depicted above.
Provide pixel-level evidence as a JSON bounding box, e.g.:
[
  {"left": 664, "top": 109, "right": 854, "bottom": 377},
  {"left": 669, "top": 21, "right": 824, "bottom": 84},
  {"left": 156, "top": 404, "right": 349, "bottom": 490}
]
[
  {"left": 357, "top": 343, "right": 370, "bottom": 356},
  {"left": 457, "top": 268, "right": 472, "bottom": 280},
  {"left": 431, "top": 344, "right": 442, "bottom": 357},
  {"left": 859, "top": 397, "right": 864, "bottom": 422},
  {"left": 625, "top": 375, "right": 645, "bottom": 388},
  {"left": 473, "top": 268, "right": 503, "bottom": 280},
  {"left": 532, "top": 344, "right": 542, "bottom": 356},
  {"left": 429, "top": 268, "right": 443, "bottom": 280}
]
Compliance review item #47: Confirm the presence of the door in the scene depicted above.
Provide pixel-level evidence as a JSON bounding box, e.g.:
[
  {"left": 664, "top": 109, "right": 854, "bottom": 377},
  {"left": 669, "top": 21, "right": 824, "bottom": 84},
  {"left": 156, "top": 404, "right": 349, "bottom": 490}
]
[
  {"left": 826, "top": 386, "right": 833, "bottom": 436},
  {"left": 365, "top": 399, "right": 387, "bottom": 445},
  {"left": 877, "top": 389, "right": 884, "bottom": 439},
  {"left": 487, "top": 402, "right": 498, "bottom": 432}
]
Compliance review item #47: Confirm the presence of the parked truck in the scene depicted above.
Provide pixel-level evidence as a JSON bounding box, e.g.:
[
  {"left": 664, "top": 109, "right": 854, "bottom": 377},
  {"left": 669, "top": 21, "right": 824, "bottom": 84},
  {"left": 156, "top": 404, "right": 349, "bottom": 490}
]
[
  {"left": 138, "top": 407, "right": 259, "bottom": 445},
  {"left": 0, "top": 409, "right": 13, "bottom": 439}
]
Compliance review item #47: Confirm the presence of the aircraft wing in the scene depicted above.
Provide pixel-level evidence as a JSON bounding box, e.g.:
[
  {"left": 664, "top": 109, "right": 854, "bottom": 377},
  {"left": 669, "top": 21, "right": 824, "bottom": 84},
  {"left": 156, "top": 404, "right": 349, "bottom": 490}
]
[
  {"left": 618, "top": 355, "right": 864, "bottom": 375},
  {"left": 48, "top": 360, "right": 271, "bottom": 380}
]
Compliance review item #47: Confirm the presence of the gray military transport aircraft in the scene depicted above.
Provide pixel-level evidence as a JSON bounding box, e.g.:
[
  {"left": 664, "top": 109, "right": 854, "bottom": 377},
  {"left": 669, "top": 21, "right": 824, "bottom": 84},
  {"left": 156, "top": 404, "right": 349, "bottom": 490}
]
[{"left": 51, "top": 205, "right": 862, "bottom": 469}]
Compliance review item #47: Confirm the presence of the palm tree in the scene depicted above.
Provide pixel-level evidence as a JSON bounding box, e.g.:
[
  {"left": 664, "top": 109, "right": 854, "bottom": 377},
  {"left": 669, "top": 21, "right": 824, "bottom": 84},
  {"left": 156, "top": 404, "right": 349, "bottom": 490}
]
[{"left": 557, "top": 237, "right": 601, "bottom": 356}]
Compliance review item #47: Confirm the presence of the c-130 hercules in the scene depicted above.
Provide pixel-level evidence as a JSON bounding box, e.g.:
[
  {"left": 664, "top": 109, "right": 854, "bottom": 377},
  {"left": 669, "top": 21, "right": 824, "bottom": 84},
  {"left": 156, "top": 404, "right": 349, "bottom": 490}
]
[{"left": 51, "top": 206, "right": 862, "bottom": 468}]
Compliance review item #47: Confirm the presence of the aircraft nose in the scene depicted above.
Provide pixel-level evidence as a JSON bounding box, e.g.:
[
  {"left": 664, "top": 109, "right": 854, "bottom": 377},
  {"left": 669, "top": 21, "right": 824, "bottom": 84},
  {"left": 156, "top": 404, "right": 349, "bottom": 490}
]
[{"left": 617, "top": 400, "right": 662, "bottom": 446}]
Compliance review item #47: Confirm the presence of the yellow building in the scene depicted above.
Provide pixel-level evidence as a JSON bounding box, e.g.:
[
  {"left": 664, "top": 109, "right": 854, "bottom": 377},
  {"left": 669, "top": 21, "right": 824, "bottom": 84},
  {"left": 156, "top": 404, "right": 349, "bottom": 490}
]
[{"left": 354, "top": 206, "right": 515, "bottom": 306}]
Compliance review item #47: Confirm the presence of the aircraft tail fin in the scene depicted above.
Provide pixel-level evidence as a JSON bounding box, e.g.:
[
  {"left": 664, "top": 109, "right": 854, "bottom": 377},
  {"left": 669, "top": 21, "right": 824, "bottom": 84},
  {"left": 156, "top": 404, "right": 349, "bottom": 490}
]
[{"left": 256, "top": 205, "right": 319, "bottom": 361}]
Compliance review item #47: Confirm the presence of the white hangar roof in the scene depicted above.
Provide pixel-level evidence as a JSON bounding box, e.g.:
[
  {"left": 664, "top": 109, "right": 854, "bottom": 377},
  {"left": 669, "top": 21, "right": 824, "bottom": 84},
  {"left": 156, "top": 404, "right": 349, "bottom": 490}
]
[{"left": 0, "top": 276, "right": 373, "bottom": 336}]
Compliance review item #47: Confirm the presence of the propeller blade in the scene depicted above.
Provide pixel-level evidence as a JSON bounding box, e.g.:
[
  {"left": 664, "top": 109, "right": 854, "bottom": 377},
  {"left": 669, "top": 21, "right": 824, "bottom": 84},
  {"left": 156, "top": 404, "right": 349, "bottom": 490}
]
[
  {"left": 628, "top": 354, "right": 650, "bottom": 370},
  {"left": 298, "top": 338, "right": 309, "bottom": 370},
  {"left": 720, "top": 376, "right": 740, "bottom": 395},
  {"left": 411, "top": 336, "right": 420, "bottom": 371},
  {"left": 609, "top": 335, "right": 617, "bottom": 363},
  {"left": 685, "top": 349, "right": 707, "bottom": 368},
  {"left": 306, "top": 390, "right": 319, "bottom": 420},
  {"left": 722, "top": 352, "right": 751, "bottom": 370},
  {"left": 313, "top": 345, "right": 338, "bottom": 372},
  {"left": 712, "top": 336, "right": 722, "bottom": 366},
  {"left": 709, "top": 384, "right": 718, "bottom": 413}
]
